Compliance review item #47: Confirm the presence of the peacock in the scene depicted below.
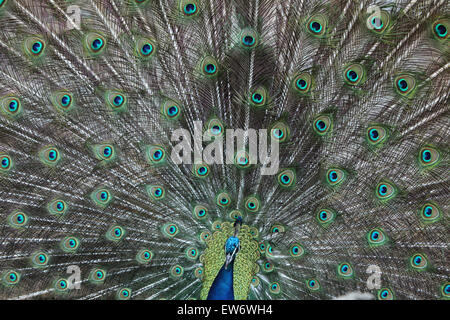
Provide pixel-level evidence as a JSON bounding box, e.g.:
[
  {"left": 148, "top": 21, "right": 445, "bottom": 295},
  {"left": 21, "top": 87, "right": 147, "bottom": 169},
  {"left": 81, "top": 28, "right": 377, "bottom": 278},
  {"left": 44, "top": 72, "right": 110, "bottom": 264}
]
[{"left": 0, "top": 0, "right": 449, "bottom": 301}]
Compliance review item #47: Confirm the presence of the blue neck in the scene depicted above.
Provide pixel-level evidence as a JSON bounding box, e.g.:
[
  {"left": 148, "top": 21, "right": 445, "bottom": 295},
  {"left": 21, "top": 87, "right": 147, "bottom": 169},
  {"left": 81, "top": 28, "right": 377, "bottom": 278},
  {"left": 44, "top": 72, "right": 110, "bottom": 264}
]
[{"left": 206, "top": 260, "right": 235, "bottom": 300}]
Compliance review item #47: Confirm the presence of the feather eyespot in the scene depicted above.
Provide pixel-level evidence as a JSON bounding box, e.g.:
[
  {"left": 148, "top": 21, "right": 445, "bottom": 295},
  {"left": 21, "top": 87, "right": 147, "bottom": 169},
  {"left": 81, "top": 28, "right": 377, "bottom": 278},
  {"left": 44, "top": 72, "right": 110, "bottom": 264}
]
[
  {"left": 367, "top": 11, "right": 390, "bottom": 34},
  {"left": 307, "top": 14, "right": 327, "bottom": 37},
  {"left": 185, "top": 247, "right": 199, "bottom": 260},
  {"left": 84, "top": 33, "right": 106, "bottom": 56},
  {"left": 343, "top": 63, "right": 366, "bottom": 86},
  {"left": 337, "top": 262, "right": 353, "bottom": 278},
  {"left": 182, "top": 2, "right": 197, "bottom": 16},
  {"left": 89, "top": 268, "right": 106, "bottom": 283},
  {"left": 377, "top": 288, "right": 394, "bottom": 300},
  {"left": 441, "top": 282, "right": 450, "bottom": 298},
  {"left": 277, "top": 169, "right": 296, "bottom": 188},
  {"left": 316, "top": 208, "right": 336, "bottom": 227},
  {"left": 375, "top": 181, "right": 397, "bottom": 201},
  {"left": 146, "top": 145, "right": 167, "bottom": 165},
  {"left": 0, "top": 154, "right": 13, "bottom": 173},
  {"left": 394, "top": 74, "right": 417, "bottom": 98},
  {"left": 136, "top": 38, "right": 156, "bottom": 59},
  {"left": 249, "top": 87, "right": 268, "bottom": 107},
  {"left": 2, "top": 270, "right": 20, "bottom": 286},
  {"left": 170, "top": 265, "right": 184, "bottom": 278},
  {"left": 107, "top": 226, "right": 125, "bottom": 241},
  {"left": 410, "top": 253, "right": 428, "bottom": 270},
  {"left": 1, "top": 96, "right": 23, "bottom": 119},
  {"left": 91, "top": 188, "right": 113, "bottom": 207},
  {"left": 39, "top": 146, "right": 61, "bottom": 166},
  {"left": 419, "top": 202, "right": 441, "bottom": 223},
  {"left": 8, "top": 211, "right": 29, "bottom": 228},
  {"left": 326, "top": 168, "right": 346, "bottom": 186},
  {"left": 313, "top": 115, "right": 332, "bottom": 135},
  {"left": 162, "top": 223, "right": 179, "bottom": 237},
  {"left": 269, "top": 282, "right": 281, "bottom": 294},
  {"left": 432, "top": 19, "right": 449, "bottom": 40},
  {"left": 48, "top": 199, "right": 68, "bottom": 217},
  {"left": 289, "top": 243, "right": 304, "bottom": 258},
  {"left": 146, "top": 185, "right": 165, "bottom": 201},
  {"left": 31, "top": 252, "right": 49, "bottom": 268},
  {"left": 240, "top": 29, "right": 259, "bottom": 48},
  {"left": 193, "top": 163, "right": 210, "bottom": 178},
  {"left": 216, "top": 192, "right": 231, "bottom": 208},
  {"left": 307, "top": 279, "right": 320, "bottom": 291},
  {"left": 270, "top": 121, "right": 290, "bottom": 143},
  {"left": 200, "top": 56, "right": 219, "bottom": 77},
  {"left": 244, "top": 195, "right": 260, "bottom": 213},
  {"left": 293, "top": 72, "right": 312, "bottom": 94},
  {"left": 193, "top": 204, "right": 208, "bottom": 220},
  {"left": 367, "top": 228, "right": 387, "bottom": 247},
  {"left": 418, "top": 146, "right": 440, "bottom": 168},
  {"left": 61, "top": 236, "right": 80, "bottom": 253},
  {"left": 161, "top": 98, "right": 181, "bottom": 120},
  {"left": 24, "top": 37, "right": 46, "bottom": 58},
  {"left": 117, "top": 288, "right": 131, "bottom": 300},
  {"left": 136, "top": 249, "right": 153, "bottom": 264},
  {"left": 366, "top": 125, "right": 388, "bottom": 146}
]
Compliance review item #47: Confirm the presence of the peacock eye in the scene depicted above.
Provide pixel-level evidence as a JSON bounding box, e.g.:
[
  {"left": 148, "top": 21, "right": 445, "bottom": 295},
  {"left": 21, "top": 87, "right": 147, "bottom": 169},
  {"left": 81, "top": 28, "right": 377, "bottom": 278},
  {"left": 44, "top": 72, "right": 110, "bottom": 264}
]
[
  {"left": 307, "top": 14, "right": 327, "bottom": 37},
  {"left": 442, "top": 283, "right": 450, "bottom": 298},
  {"left": 375, "top": 181, "right": 397, "bottom": 201},
  {"left": 393, "top": 74, "right": 416, "bottom": 98},
  {"left": 193, "top": 204, "right": 208, "bottom": 220},
  {"left": 146, "top": 145, "right": 167, "bottom": 165},
  {"left": 136, "top": 38, "right": 156, "bottom": 59},
  {"left": 343, "top": 63, "right": 366, "bottom": 85},
  {"left": 181, "top": 1, "right": 198, "bottom": 16},
  {"left": 0, "top": 154, "right": 13, "bottom": 172},
  {"left": 84, "top": 33, "right": 106, "bottom": 55},
  {"left": 136, "top": 249, "right": 153, "bottom": 264},
  {"left": 24, "top": 37, "right": 46, "bottom": 58},
  {"left": 432, "top": 19, "right": 449, "bottom": 40},
  {"left": 326, "top": 168, "right": 346, "bottom": 186},
  {"left": 105, "top": 90, "right": 127, "bottom": 112},
  {"left": 367, "top": 228, "right": 387, "bottom": 247},
  {"left": 185, "top": 247, "right": 199, "bottom": 260},
  {"left": 90, "top": 268, "right": 106, "bottom": 283},
  {"left": 419, "top": 202, "right": 441, "bottom": 223},
  {"left": 61, "top": 236, "right": 80, "bottom": 252},
  {"left": 2, "top": 270, "right": 21, "bottom": 286},
  {"left": 293, "top": 72, "right": 313, "bottom": 94},
  {"left": 277, "top": 169, "right": 296, "bottom": 188},
  {"left": 367, "top": 11, "right": 390, "bottom": 34},
  {"left": 418, "top": 146, "right": 440, "bottom": 168},
  {"left": 1, "top": 96, "right": 23, "bottom": 119},
  {"left": 8, "top": 211, "right": 29, "bottom": 228},
  {"left": 91, "top": 188, "right": 113, "bottom": 207},
  {"left": 316, "top": 208, "right": 336, "bottom": 227},
  {"left": 39, "top": 146, "right": 61, "bottom": 166},
  {"left": 263, "top": 261, "right": 274, "bottom": 273},
  {"left": 192, "top": 163, "right": 210, "bottom": 178},
  {"left": 366, "top": 125, "right": 388, "bottom": 146},
  {"left": 106, "top": 225, "right": 125, "bottom": 241},
  {"left": 270, "top": 121, "right": 290, "bottom": 143},
  {"left": 170, "top": 265, "right": 184, "bottom": 279},
  {"left": 378, "top": 288, "right": 394, "bottom": 300},
  {"left": 289, "top": 243, "right": 304, "bottom": 258},
  {"left": 31, "top": 252, "right": 49, "bottom": 267},
  {"left": 162, "top": 223, "right": 179, "bottom": 237},
  {"left": 410, "top": 253, "right": 428, "bottom": 270},
  {"left": 337, "top": 262, "right": 353, "bottom": 278},
  {"left": 116, "top": 288, "right": 131, "bottom": 300},
  {"left": 313, "top": 115, "right": 332, "bottom": 135},
  {"left": 205, "top": 117, "right": 224, "bottom": 139},
  {"left": 216, "top": 192, "right": 231, "bottom": 208},
  {"left": 200, "top": 56, "right": 219, "bottom": 76},
  {"left": 161, "top": 98, "right": 182, "bottom": 120},
  {"left": 249, "top": 87, "right": 268, "bottom": 107},
  {"left": 240, "top": 29, "right": 259, "bottom": 48},
  {"left": 269, "top": 282, "right": 281, "bottom": 294}
]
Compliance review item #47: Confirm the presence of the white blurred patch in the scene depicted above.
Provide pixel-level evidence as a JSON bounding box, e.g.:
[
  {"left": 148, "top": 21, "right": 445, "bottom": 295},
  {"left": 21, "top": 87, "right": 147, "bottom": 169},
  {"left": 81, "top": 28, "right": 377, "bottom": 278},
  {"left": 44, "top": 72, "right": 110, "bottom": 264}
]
[{"left": 333, "top": 291, "right": 375, "bottom": 300}]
